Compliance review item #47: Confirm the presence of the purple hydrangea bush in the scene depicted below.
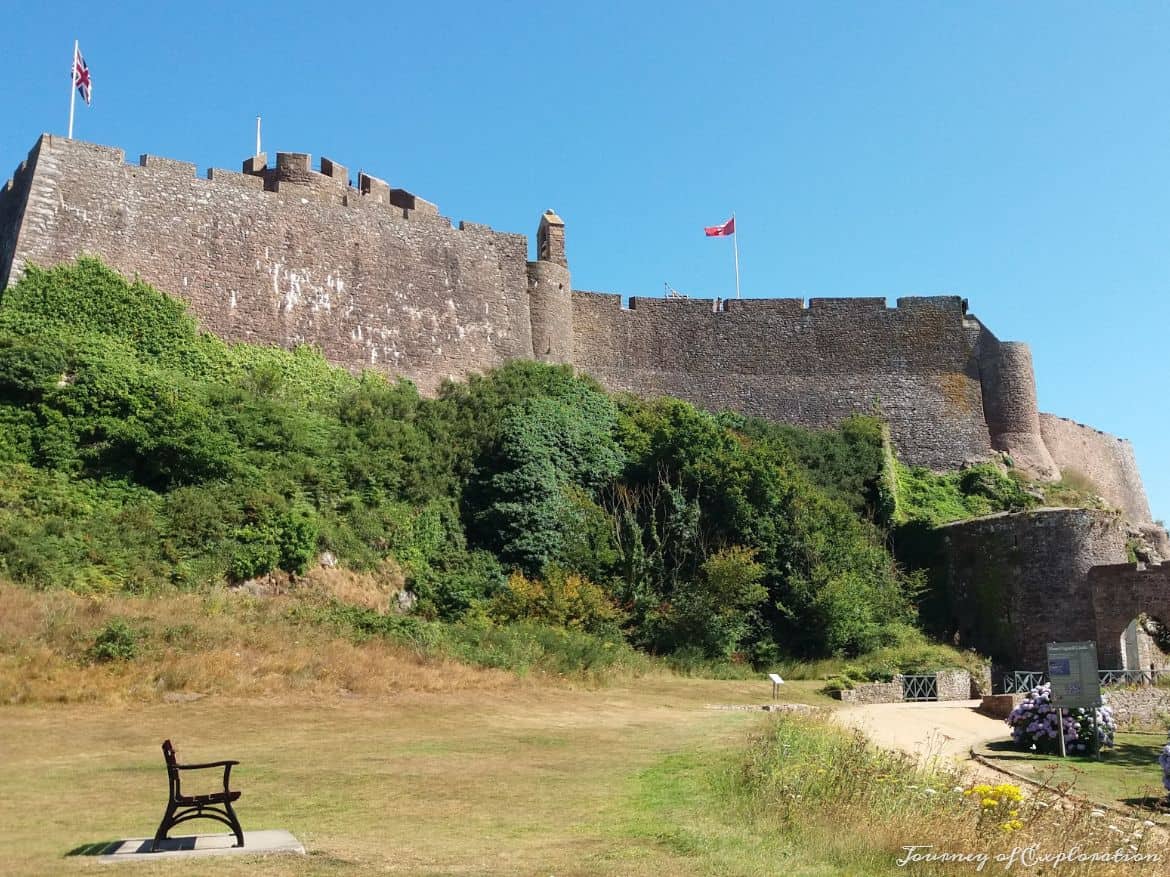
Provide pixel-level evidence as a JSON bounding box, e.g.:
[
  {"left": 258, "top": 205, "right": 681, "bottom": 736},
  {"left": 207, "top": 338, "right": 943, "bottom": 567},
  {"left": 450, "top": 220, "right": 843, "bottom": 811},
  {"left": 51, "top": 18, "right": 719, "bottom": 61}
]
[{"left": 1005, "top": 682, "right": 1115, "bottom": 755}]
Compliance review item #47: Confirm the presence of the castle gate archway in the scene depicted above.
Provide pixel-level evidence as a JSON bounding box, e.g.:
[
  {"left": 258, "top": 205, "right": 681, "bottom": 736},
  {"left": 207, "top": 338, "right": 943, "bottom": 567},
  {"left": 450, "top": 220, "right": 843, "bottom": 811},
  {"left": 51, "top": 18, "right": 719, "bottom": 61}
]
[{"left": 1090, "top": 563, "right": 1170, "bottom": 670}]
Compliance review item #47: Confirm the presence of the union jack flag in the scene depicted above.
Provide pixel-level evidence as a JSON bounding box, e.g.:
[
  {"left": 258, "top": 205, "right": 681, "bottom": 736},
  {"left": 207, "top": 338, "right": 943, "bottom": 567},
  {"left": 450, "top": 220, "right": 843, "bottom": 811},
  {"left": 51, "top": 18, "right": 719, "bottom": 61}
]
[{"left": 73, "top": 45, "right": 91, "bottom": 106}]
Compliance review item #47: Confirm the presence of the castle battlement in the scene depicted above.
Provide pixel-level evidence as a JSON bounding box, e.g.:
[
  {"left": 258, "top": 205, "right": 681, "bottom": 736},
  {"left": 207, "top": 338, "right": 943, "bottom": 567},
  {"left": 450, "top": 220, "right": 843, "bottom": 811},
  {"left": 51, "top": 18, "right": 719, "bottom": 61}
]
[
  {"left": 0, "top": 134, "right": 1153, "bottom": 522},
  {"left": 0, "top": 136, "right": 493, "bottom": 235}
]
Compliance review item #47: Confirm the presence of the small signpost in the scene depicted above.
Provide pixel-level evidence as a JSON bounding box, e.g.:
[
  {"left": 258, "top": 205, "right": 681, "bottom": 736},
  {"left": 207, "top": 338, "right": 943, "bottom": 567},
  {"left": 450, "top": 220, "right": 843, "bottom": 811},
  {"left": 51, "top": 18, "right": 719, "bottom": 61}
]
[
  {"left": 1046, "top": 641, "right": 1102, "bottom": 758},
  {"left": 768, "top": 673, "right": 785, "bottom": 700}
]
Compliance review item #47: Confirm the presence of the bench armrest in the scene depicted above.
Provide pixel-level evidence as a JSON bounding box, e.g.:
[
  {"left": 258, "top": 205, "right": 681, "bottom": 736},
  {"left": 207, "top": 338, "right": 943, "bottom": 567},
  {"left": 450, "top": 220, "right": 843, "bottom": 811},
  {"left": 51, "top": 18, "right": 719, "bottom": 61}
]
[{"left": 177, "top": 759, "right": 240, "bottom": 770}]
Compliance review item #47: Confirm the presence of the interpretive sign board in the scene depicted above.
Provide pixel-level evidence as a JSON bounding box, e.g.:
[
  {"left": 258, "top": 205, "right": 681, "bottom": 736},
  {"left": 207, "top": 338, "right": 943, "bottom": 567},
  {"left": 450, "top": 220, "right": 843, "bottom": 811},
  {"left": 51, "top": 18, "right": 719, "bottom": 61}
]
[{"left": 1046, "top": 641, "right": 1101, "bottom": 709}]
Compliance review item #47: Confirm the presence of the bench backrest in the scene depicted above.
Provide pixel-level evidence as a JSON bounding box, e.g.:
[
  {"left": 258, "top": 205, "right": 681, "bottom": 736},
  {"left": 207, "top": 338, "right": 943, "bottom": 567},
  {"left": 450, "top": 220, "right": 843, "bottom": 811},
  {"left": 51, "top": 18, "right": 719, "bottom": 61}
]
[{"left": 161, "top": 739, "right": 181, "bottom": 801}]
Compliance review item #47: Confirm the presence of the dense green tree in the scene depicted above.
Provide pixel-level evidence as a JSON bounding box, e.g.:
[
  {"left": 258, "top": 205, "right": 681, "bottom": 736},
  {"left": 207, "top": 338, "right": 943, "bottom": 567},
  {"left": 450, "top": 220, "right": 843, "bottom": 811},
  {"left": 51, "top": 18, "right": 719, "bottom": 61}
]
[{"left": 0, "top": 258, "right": 930, "bottom": 659}]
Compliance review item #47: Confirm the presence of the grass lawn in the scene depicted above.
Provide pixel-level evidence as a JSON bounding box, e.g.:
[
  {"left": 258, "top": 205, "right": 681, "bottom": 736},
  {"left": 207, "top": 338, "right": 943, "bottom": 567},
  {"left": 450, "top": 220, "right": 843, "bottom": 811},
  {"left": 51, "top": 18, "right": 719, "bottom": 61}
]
[
  {"left": 977, "top": 733, "right": 1170, "bottom": 820},
  {"left": 0, "top": 678, "right": 851, "bottom": 876}
]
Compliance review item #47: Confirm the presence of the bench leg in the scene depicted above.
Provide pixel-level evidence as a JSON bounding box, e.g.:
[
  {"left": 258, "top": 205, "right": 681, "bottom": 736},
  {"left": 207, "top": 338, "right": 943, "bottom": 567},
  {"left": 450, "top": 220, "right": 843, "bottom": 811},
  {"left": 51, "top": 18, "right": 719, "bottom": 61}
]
[
  {"left": 152, "top": 803, "right": 177, "bottom": 852},
  {"left": 224, "top": 800, "right": 244, "bottom": 847}
]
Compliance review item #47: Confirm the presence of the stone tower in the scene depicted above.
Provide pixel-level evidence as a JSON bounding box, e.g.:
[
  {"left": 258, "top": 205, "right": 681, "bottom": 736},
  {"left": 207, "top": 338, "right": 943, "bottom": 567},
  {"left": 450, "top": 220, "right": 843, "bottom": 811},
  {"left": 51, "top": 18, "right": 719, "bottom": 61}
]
[
  {"left": 979, "top": 340, "right": 1060, "bottom": 480},
  {"left": 526, "top": 210, "right": 574, "bottom": 363}
]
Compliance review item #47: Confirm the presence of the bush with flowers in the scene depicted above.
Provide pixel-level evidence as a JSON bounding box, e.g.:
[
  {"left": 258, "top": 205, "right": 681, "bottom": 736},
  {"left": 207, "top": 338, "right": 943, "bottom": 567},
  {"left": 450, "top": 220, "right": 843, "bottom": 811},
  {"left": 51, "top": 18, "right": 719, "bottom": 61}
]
[
  {"left": 964, "top": 782, "right": 1025, "bottom": 833},
  {"left": 1006, "top": 682, "right": 1115, "bottom": 755}
]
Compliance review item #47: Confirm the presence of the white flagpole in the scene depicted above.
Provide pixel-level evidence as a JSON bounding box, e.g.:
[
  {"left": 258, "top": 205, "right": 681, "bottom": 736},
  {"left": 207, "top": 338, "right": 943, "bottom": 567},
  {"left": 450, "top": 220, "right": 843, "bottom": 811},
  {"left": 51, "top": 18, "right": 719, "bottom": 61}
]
[
  {"left": 67, "top": 40, "right": 78, "bottom": 139},
  {"left": 256, "top": 115, "right": 262, "bottom": 155},
  {"left": 732, "top": 211, "right": 741, "bottom": 299}
]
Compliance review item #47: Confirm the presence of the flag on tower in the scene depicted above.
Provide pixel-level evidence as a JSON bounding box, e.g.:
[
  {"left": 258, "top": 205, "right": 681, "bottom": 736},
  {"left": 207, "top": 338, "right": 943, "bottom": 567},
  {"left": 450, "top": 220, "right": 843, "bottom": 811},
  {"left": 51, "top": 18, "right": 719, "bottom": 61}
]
[
  {"left": 704, "top": 216, "right": 735, "bottom": 237},
  {"left": 704, "top": 213, "right": 741, "bottom": 298},
  {"left": 73, "top": 44, "right": 92, "bottom": 106}
]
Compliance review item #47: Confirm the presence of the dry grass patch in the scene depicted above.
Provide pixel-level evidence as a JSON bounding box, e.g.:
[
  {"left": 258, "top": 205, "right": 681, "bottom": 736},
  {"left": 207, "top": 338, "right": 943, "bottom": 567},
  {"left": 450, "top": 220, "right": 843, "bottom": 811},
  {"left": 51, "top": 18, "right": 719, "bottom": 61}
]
[
  {"left": 0, "top": 678, "right": 809, "bottom": 876},
  {"left": 0, "top": 581, "right": 520, "bottom": 704},
  {"left": 738, "top": 714, "right": 1168, "bottom": 875}
]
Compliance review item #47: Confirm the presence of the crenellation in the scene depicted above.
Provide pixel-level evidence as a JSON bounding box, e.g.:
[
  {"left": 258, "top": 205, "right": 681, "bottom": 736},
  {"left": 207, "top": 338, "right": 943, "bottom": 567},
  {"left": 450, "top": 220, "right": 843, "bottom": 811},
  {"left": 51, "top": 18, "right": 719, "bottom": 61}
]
[
  {"left": 57, "top": 137, "right": 125, "bottom": 164},
  {"left": 807, "top": 296, "right": 888, "bottom": 314},
  {"left": 205, "top": 167, "right": 265, "bottom": 190},
  {"left": 358, "top": 171, "right": 390, "bottom": 204},
  {"left": 627, "top": 296, "right": 723, "bottom": 314},
  {"left": 722, "top": 298, "right": 804, "bottom": 315},
  {"left": 138, "top": 154, "right": 198, "bottom": 176},
  {"left": 242, "top": 154, "right": 267, "bottom": 176},
  {"left": 389, "top": 188, "right": 439, "bottom": 216},
  {"left": 319, "top": 157, "right": 348, "bottom": 183},
  {"left": 275, "top": 152, "right": 312, "bottom": 178},
  {"left": 895, "top": 295, "right": 966, "bottom": 314}
]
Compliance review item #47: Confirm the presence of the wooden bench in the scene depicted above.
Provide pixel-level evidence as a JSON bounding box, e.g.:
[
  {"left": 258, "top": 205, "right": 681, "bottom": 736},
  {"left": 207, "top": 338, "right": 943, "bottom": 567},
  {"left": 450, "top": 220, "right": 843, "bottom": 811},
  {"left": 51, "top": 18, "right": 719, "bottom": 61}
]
[{"left": 152, "top": 740, "right": 244, "bottom": 851}]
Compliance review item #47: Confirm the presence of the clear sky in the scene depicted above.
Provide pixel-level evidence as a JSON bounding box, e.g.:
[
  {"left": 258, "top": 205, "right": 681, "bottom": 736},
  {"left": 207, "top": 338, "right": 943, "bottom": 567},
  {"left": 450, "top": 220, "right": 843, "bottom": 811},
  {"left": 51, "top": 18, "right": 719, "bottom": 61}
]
[{"left": 1, "top": 1, "right": 1166, "bottom": 521}]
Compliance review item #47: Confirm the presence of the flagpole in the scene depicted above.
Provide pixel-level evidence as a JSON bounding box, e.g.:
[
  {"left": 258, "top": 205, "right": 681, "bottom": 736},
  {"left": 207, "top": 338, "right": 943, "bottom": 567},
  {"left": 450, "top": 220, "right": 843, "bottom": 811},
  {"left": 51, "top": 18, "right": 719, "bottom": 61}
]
[
  {"left": 256, "top": 115, "right": 262, "bottom": 155},
  {"left": 67, "top": 40, "right": 77, "bottom": 139},
  {"left": 732, "top": 211, "right": 741, "bottom": 299}
]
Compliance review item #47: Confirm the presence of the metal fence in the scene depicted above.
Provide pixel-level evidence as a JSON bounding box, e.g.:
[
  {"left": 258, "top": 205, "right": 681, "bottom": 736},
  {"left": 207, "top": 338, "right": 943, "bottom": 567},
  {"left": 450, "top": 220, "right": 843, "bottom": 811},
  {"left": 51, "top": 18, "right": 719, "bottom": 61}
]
[
  {"left": 1098, "top": 669, "right": 1166, "bottom": 687},
  {"left": 1002, "top": 671, "right": 1047, "bottom": 694},
  {"left": 901, "top": 674, "right": 939, "bottom": 702},
  {"left": 1002, "top": 669, "right": 1167, "bottom": 693}
]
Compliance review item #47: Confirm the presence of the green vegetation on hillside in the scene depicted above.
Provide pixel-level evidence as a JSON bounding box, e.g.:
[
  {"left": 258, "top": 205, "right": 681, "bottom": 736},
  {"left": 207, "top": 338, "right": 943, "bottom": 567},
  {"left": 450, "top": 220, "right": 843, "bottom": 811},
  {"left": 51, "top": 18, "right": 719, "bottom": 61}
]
[
  {"left": 0, "top": 259, "right": 927, "bottom": 666},
  {"left": 892, "top": 461, "right": 1039, "bottom": 526}
]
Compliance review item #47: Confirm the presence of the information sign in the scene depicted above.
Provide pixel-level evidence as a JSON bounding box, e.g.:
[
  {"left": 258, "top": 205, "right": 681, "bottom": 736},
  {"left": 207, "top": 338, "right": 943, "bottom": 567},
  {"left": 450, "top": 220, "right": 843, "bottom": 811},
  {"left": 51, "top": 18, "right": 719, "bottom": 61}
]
[{"left": 1046, "top": 641, "right": 1101, "bottom": 709}]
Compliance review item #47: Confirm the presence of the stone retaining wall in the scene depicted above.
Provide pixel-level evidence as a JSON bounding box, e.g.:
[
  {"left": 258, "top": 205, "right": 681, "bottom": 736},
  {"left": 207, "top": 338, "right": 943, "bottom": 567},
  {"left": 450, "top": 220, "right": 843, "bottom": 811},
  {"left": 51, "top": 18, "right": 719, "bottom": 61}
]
[
  {"left": 1102, "top": 687, "right": 1170, "bottom": 729},
  {"left": 836, "top": 680, "right": 905, "bottom": 704},
  {"left": 835, "top": 670, "right": 973, "bottom": 704}
]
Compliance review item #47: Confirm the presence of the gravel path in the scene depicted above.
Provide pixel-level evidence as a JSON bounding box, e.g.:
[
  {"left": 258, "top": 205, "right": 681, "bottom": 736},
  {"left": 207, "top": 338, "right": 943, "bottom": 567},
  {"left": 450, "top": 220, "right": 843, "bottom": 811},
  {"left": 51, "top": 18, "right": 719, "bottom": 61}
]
[{"left": 833, "top": 698, "right": 1007, "bottom": 769}]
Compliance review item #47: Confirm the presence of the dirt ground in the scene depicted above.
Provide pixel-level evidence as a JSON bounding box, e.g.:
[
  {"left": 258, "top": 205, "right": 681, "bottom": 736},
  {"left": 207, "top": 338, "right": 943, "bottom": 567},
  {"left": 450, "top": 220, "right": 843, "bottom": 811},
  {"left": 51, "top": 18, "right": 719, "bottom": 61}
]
[{"left": 832, "top": 698, "right": 1005, "bottom": 762}]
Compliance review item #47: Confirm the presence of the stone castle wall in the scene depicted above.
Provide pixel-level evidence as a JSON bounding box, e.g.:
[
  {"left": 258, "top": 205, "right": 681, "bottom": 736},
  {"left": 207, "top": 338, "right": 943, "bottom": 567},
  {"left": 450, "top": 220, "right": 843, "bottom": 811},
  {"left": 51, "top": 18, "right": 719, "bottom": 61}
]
[
  {"left": 936, "top": 509, "right": 1129, "bottom": 667},
  {"left": 3, "top": 135, "right": 533, "bottom": 394},
  {"left": 1088, "top": 562, "right": 1170, "bottom": 670},
  {"left": 937, "top": 509, "right": 1170, "bottom": 673},
  {"left": 0, "top": 135, "right": 1153, "bottom": 507},
  {"left": 0, "top": 146, "right": 39, "bottom": 291},
  {"left": 1039, "top": 414, "right": 1152, "bottom": 522},
  {"left": 571, "top": 292, "right": 994, "bottom": 470}
]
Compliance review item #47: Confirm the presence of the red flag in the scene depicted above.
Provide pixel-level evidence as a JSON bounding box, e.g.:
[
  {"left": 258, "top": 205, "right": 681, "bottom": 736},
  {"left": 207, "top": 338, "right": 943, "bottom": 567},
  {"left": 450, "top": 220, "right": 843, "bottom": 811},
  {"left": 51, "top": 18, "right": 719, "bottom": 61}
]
[{"left": 704, "top": 216, "right": 735, "bottom": 237}]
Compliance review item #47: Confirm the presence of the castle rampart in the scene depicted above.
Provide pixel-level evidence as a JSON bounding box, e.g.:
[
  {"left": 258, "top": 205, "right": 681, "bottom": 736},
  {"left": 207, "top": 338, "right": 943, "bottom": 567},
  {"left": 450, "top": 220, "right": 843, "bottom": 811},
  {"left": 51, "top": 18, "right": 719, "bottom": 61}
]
[
  {"left": 1, "top": 135, "right": 536, "bottom": 394},
  {"left": 571, "top": 290, "right": 993, "bottom": 470},
  {"left": 0, "top": 135, "right": 1154, "bottom": 520},
  {"left": 1039, "top": 414, "right": 1152, "bottom": 522},
  {"left": 934, "top": 509, "right": 1169, "bottom": 673},
  {"left": 936, "top": 509, "right": 1130, "bottom": 667}
]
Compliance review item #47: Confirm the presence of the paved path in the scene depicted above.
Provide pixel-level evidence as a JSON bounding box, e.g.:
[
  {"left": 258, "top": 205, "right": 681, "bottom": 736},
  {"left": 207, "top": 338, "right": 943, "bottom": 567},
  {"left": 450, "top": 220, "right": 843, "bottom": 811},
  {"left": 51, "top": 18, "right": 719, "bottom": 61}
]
[{"left": 833, "top": 698, "right": 1006, "bottom": 768}]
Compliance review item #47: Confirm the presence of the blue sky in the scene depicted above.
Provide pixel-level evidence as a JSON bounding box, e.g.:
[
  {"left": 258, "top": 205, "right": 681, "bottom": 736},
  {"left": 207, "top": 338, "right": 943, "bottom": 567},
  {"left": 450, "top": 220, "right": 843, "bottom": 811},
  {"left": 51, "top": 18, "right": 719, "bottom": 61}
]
[{"left": 1, "top": 1, "right": 1166, "bottom": 521}]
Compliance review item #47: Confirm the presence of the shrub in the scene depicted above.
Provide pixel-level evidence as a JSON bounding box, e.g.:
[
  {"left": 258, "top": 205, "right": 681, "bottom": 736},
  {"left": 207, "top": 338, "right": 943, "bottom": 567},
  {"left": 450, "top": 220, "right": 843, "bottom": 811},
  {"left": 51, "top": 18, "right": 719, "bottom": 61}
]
[
  {"left": 89, "top": 618, "right": 140, "bottom": 662},
  {"left": 652, "top": 546, "right": 767, "bottom": 659},
  {"left": 1006, "top": 682, "right": 1115, "bottom": 754},
  {"left": 489, "top": 568, "right": 623, "bottom": 635}
]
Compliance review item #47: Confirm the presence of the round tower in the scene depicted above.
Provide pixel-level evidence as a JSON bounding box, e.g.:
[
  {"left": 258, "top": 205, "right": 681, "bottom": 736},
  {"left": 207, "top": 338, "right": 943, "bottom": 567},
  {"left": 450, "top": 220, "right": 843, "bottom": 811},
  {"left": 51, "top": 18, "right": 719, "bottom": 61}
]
[
  {"left": 527, "top": 210, "right": 574, "bottom": 364},
  {"left": 980, "top": 341, "right": 1060, "bottom": 479}
]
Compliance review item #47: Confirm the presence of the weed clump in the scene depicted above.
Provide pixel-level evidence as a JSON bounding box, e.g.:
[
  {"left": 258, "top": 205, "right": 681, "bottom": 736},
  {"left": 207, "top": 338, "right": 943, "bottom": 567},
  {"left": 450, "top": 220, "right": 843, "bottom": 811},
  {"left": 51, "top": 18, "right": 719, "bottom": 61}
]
[{"left": 89, "top": 618, "right": 139, "bottom": 662}]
